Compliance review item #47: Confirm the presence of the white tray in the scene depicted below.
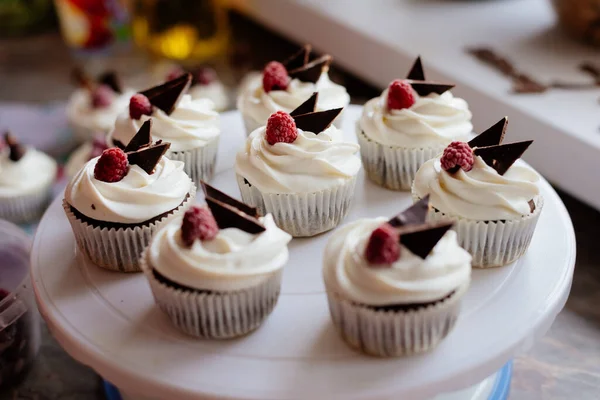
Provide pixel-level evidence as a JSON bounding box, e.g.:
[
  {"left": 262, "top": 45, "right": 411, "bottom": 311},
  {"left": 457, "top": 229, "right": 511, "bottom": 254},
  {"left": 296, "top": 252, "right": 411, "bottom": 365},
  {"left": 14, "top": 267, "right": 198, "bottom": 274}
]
[{"left": 31, "top": 107, "right": 575, "bottom": 400}]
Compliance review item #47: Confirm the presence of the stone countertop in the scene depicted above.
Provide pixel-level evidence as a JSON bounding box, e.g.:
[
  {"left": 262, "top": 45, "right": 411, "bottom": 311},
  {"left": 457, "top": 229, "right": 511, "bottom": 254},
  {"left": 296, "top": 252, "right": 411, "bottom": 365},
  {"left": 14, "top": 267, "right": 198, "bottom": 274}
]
[{"left": 1, "top": 14, "right": 599, "bottom": 400}]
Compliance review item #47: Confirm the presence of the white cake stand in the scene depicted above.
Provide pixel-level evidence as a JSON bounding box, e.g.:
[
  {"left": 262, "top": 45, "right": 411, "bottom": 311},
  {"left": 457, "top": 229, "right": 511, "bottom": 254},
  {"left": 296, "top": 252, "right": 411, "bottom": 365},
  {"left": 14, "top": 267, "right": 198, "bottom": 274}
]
[{"left": 31, "top": 107, "right": 575, "bottom": 400}]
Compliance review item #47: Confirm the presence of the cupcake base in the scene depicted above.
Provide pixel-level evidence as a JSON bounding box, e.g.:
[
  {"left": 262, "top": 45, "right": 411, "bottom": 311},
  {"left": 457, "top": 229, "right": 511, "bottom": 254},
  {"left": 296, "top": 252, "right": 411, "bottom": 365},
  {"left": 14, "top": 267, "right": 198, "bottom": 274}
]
[
  {"left": 167, "top": 137, "right": 219, "bottom": 186},
  {"left": 0, "top": 188, "right": 53, "bottom": 224}
]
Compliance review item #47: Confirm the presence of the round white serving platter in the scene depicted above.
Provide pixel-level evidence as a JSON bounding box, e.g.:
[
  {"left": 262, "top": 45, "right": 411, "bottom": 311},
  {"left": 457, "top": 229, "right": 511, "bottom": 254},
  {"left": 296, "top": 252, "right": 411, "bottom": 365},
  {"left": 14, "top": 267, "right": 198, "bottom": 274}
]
[{"left": 31, "top": 106, "right": 575, "bottom": 400}]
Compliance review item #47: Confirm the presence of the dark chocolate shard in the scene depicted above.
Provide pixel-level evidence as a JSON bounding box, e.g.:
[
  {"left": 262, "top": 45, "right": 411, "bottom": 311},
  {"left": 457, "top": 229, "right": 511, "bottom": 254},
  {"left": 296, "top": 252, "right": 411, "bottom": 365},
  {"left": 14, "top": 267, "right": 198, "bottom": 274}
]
[
  {"left": 468, "top": 117, "right": 508, "bottom": 148},
  {"left": 290, "top": 92, "right": 318, "bottom": 117},
  {"left": 139, "top": 73, "right": 192, "bottom": 115},
  {"left": 4, "top": 132, "right": 26, "bottom": 162},
  {"left": 206, "top": 197, "right": 266, "bottom": 234},
  {"left": 388, "top": 195, "right": 430, "bottom": 227},
  {"left": 409, "top": 81, "right": 455, "bottom": 96},
  {"left": 97, "top": 71, "right": 122, "bottom": 94},
  {"left": 288, "top": 55, "right": 332, "bottom": 84},
  {"left": 113, "top": 139, "right": 126, "bottom": 150},
  {"left": 398, "top": 221, "right": 453, "bottom": 259},
  {"left": 406, "top": 56, "right": 426, "bottom": 81},
  {"left": 127, "top": 142, "right": 170, "bottom": 175},
  {"left": 124, "top": 120, "right": 153, "bottom": 152},
  {"left": 293, "top": 108, "right": 342, "bottom": 134},
  {"left": 200, "top": 181, "right": 259, "bottom": 218},
  {"left": 528, "top": 199, "right": 536, "bottom": 214},
  {"left": 473, "top": 140, "right": 533, "bottom": 176},
  {"left": 282, "top": 44, "right": 312, "bottom": 71}
]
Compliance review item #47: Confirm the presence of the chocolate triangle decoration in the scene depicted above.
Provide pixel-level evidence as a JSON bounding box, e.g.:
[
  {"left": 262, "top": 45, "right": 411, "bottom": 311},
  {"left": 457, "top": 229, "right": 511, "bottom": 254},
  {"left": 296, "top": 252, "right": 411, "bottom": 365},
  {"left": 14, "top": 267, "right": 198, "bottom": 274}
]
[
  {"left": 205, "top": 197, "right": 266, "bottom": 234},
  {"left": 468, "top": 117, "right": 508, "bottom": 148},
  {"left": 388, "top": 195, "right": 430, "bottom": 227},
  {"left": 409, "top": 81, "right": 455, "bottom": 96},
  {"left": 290, "top": 92, "right": 318, "bottom": 117},
  {"left": 139, "top": 73, "right": 192, "bottom": 115},
  {"left": 124, "top": 120, "right": 153, "bottom": 152},
  {"left": 97, "top": 71, "right": 122, "bottom": 94},
  {"left": 288, "top": 55, "right": 332, "bottom": 84},
  {"left": 3, "top": 132, "right": 26, "bottom": 162},
  {"left": 473, "top": 140, "right": 533, "bottom": 176},
  {"left": 113, "top": 139, "right": 126, "bottom": 150},
  {"left": 200, "top": 181, "right": 259, "bottom": 218},
  {"left": 282, "top": 44, "right": 312, "bottom": 71},
  {"left": 398, "top": 221, "right": 453, "bottom": 259},
  {"left": 293, "top": 108, "right": 342, "bottom": 134},
  {"left": 127, "top": 141, "right": 170, "bottom": 175},
  {"left": 406, "top": 56, "right": 426, "bottom": 81}
]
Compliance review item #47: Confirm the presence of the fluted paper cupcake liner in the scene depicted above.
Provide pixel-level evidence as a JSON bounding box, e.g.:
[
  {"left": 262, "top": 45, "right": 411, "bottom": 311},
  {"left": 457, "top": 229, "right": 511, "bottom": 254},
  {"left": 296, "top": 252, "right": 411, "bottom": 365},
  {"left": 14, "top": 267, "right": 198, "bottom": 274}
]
[
  {"left": 412, "top": 191, "right": 544, "bottom": 268},
  {"left": 141, "top": 252, "right": 282, "bottom": 339},
  {"left": 326, "top": 283, "right": 468, "bottom": 357},
  {"left": 236, "top": 174, "right": 357, "bottom": 237},
  {"left": 241, "top": 110, "right": 346, "bottom": 137},
  {"left": 0, "top": 188, "right": 53, "bottom": 224},
  {"left": 63, "top": 186, "right": 196, "bottom": 273},
  {"left": 356, "top": 127, "right": 445, "bottom": 191},
  {"left": 167, "top": 138, "right": 219, "bottom": 185}
]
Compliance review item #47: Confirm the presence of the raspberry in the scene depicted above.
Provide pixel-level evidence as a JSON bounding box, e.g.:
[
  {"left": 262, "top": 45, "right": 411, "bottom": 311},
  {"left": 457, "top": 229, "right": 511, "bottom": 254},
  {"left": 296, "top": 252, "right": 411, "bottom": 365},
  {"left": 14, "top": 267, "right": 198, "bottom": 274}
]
[
  {"left": 181, "top": 206, "right": 219, "bottom": 246},
  {"left": 166, "top": 66, "right": 185, "bottom": 82},
  {"left": 365, "top": 223, "right": 401, "bottom": 265},
  {"left": 195, "top": 67, "right": 216, "bottom": 85},
  {"left": 129, "top": 94, "right": 153, "bottom": 120},
  {"left": 387, "top": 79, "right": 416, "bottom": 110},
  {"left": 262, "top": 61, "right": 289, "bottom": 92},
  {"left": 91, "top": 85, "right": 114, "bottom": 108},
  {"left": 94, "top": 148, "right": 129, "bottom": 182},
  {"left": 441, "top": 141, "right": 474, "bottom": 172},
  {"left": 265, "top": 111, "right": 297, "bottom": 145}
]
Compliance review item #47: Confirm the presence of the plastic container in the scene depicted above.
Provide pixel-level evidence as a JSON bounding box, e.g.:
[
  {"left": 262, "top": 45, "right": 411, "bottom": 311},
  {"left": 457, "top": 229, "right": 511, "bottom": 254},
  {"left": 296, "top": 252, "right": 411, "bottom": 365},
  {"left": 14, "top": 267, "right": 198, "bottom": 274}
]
[{"left": 0, "top": 221, "right": 40, "bottom": 388}]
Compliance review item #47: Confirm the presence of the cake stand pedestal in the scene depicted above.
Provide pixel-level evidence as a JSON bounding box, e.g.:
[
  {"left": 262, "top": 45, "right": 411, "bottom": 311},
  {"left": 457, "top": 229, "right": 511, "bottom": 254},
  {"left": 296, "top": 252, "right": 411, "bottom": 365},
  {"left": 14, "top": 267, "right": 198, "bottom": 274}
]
[{"left": 31, "top": 107, "right": 575, "bottom": 400}]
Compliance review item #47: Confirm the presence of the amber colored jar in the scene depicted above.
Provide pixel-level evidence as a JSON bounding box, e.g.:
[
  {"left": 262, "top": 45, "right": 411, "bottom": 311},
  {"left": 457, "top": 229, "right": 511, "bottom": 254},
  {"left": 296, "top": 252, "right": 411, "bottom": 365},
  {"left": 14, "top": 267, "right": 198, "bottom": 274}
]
[{"left": 552, "top": 0, "right": 600, "bottom": 46}]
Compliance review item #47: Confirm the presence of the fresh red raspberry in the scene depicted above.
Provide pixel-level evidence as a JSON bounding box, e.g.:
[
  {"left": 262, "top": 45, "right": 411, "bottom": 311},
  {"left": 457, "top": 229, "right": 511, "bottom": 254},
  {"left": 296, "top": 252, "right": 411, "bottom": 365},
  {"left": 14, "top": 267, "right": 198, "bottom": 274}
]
[
  {"left": 265, "top": 111, "right": 297, "bottom": 145},
  {"left": 262, "top": 61, "right": 289, "bottom": 92},
  {"left": 91, "top": 85, "right": 114, "bottom": 108},
  {"left": 94, "top": 148, "right": 129, "bottom": 182},
  {"left": 195, "top": 67, "right": 217, "bottom": 85},
  {"left": 181, "top": 206, "right": 219, "bottom": 246},
  {"left": 166, "top": 66, "right": 185, "bottom": 81},
  {"left": 387, "top": 79, "right": 416, "bottom": 110},
  {"left": 129, "top": 94, "right": 153, "bottom": 120},
  {"left": 365, "top": 223, "right": 401, "bottom": 265},
  {"left": 441, "top": 141, "right": 474, "bottom": 172}
]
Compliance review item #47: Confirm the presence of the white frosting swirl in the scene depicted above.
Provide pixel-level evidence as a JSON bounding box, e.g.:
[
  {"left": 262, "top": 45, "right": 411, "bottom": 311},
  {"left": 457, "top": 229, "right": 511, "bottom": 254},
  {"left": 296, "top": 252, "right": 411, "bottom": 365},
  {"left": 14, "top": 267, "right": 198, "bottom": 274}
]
[
  {"left": 66, "top": 88, "right": 135, "bottom": 133},
  {"left": 65, "top": 142, "right": 93, "bottom": 178},
  {"left": 65, "top": 156, "right": 192, "bottom": 224},
  {"left": 108, "top": 95, "right": 220, "bottom": 152},
  {"left": 237, "top": 71, "right": 350, "bottom": 126},
  {"left": 235, "top": 124, "right": 361, "bottom": 193},
  {"left": 359, "top": 89, "right": 473, "bottom": 148},
  {"left": 323, "top": 218, "right": 471, "bottom": 305},
  {"left": 150, "top": 214, "right": 291, "bottom": 292},
  {"left": 413, "top": 156, "right": 541, "bottom": 221},
  {"left": 0, "top": 148, "right": 57, "bottom": 196},
  {"left": 188, "top": 82, "right": 229, "bottom": 112}
]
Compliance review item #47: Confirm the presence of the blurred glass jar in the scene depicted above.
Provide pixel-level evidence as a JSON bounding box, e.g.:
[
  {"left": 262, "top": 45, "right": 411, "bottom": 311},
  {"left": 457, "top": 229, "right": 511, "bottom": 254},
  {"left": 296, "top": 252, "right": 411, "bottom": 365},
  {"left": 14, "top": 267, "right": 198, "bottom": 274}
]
[
  {"left": 552, "top": 0, "right": 600, "bottom": 46},
  {"left": 131, "top": 0, "right": 230, "bottom": 62}
]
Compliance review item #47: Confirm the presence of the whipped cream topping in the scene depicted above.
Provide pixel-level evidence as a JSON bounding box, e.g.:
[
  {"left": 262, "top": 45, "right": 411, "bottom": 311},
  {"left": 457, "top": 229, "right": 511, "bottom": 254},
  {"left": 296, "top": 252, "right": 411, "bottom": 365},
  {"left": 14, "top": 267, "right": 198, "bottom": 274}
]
[
  {"left": 413, "top": 156, "right": 541, "bottom": 221},
  {"left": 235, "top": 124, "right": 361, "bottom": 193},
  {"left": 359, "top": 88, "right": 473, "bottom": 148},
  {"left": 188, "top": 82, "right": 229, "bottom": 111},
  {"left": 67, "top": 88, "right": 135, "bottom": 133},
  {"left": 237, "top": 71, "right": 350, "bottom": 125},
  {"left": 323, "top": 218, "right": 471, "bottom": 305},
  {"left": 150, "top": 214, "right": 291, "bottom": 292},
  {"left": 65, "top": 156, "right": 192, "bottom": 224},
  {"left": 0, "top": 147, "right": 57, "bottom": 196},
  {"left": 108, "top": 95, "right": 220, "bottom": 152}
]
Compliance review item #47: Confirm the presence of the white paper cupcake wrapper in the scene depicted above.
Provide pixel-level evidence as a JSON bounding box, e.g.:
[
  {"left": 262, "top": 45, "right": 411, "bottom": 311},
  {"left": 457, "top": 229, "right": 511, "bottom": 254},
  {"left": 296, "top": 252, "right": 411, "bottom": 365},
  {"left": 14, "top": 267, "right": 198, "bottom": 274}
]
[
  {"left": 412, "top": 191, "right": 544, "bottom": 268},
  {"left": 0, "top": 188, "right": 53, "bottom": 224},
  {"left": 166, "top": 137, "right": 219, "bottom": 186},
  {"left": 63, "top": 186, "right": 196, "bottom": 273},
  {"left": 141, "top": 252, "right": 282, "bottom": 339},
  {"left": 236, "top": 174, "right": 357, "bottom": 237},
  {"left": 326, "top": 283, "right": 468, "bottom": 357},
  {"left": 241, "top": 109, "right": 346, "bottom": 137},
  {"left": 356, "top": 127, "right": 445, "bottom": 191}
]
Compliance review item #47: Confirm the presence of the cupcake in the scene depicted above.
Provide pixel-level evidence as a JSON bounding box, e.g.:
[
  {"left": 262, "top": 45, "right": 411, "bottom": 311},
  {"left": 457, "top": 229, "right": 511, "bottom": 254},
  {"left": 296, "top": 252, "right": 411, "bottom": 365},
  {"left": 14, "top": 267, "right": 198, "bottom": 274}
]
[
  {"left": 237, "top": 44, "right": 350, "bottom": 135},
  {"left": 412, "top": 117, "right": 543, "bottom": 268},
  {"left": 166, "top": 66, "right": 229, "bottom": 111},
  {"left": 66, "top": 69, "right": 135, "bottom": 143},
  {"left": 235, "top": 93, "right": 361, "bottom": 237},
  {"left": 0, "top": 133, "right": 57, "bottom": 224},
  {"left": 142, "top": 182, "right": 292, "bottom": 339},
  {"left": 357, "top": 57, "right": 473, "bottom": 190},
  {"left": 107, "top": 73, "right": 220, "bottom": 185},
  {"left": 323, "top": 197, "right": 472, "bottom": 357},
  {"left": 64, "top": 120, "right": 195, "bottom": 272},
  {"left": 64, "top": 135, "right": 108, "bottom": 178}
]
